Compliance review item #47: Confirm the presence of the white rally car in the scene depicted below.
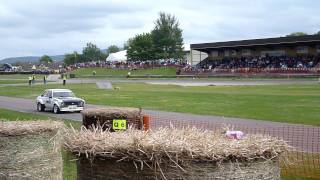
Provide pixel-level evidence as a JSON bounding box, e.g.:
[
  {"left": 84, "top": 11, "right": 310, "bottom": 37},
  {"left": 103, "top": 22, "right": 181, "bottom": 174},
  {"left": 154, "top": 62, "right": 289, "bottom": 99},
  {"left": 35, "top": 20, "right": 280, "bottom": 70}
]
[{"left": 36, "top": 89, "right": 85, "bottom": 114}]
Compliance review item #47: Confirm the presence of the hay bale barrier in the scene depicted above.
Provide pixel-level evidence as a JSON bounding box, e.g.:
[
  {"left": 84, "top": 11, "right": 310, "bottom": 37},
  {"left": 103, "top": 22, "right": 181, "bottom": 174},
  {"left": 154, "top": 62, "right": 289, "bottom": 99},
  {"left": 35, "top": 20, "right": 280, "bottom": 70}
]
[
  {"left": 64, "top": 127, "right": 290, "bottom": 180},
  {"left": 76, "top": 157, "right": 280, "bottom": 179},
  {"left": 0, "top": 120, "right": 64, "bottom": 179},
  {"left": 82, "top": 107, "right": 143, "bottom": 131}
]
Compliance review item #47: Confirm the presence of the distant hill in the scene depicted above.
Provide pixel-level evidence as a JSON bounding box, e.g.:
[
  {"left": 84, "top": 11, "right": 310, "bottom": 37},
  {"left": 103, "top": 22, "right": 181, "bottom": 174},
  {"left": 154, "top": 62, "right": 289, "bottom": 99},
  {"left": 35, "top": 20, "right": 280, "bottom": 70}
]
[
  {"left": 0, "top": 55, "right": 65, "bottom": 64},
  {"left": 101, "top": 49, "right": 108, "bottom": 54},
  {"left": 0, "top": 48, "right": 110, "bottom": 64}
]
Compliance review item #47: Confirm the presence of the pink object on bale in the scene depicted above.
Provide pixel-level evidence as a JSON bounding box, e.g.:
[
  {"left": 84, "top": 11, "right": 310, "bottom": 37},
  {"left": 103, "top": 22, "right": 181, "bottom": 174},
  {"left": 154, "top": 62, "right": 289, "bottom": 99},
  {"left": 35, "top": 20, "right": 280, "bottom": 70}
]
[{"left": 226, "top": 130, "right": 244, "bottom": 140}]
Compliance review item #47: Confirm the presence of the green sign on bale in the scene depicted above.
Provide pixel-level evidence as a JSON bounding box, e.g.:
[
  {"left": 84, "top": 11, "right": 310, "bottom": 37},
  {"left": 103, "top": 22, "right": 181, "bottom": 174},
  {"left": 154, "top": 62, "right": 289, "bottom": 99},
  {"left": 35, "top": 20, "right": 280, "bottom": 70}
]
[
  {"left": 82, "top": 107, "right": 142, "bottom": 131},
  {"left": 64, "top": 127, "right": 290, "bottom": 179},
  {"left": 0, "top": 120, "right": 64, "bottom": 179},
  {"left": 112, "top": 119, "right": 127, "bottom": 130}
]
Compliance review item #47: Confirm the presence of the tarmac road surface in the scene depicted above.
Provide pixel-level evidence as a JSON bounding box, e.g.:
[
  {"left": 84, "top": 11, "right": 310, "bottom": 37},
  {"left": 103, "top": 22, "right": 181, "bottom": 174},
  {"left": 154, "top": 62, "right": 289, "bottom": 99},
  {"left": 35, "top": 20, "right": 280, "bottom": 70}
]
[
  {"left": 0, "top": 78, "right": 318, "bottom": 87},
  {"left": 0, "top": 95, "right": 319, "bottom": 152}
]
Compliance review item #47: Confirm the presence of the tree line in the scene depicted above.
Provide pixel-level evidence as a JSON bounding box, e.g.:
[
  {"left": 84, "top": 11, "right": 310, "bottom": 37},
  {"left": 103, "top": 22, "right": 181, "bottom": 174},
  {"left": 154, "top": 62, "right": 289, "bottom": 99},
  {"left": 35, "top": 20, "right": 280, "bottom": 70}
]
[
  {"left": 63, "top": 43, "right": 121, "bottom": 65},
  {"left": 286, "top": 31, "right": 320, "bottom": 37},
  {"left": 62, "top": 12, "right": 184, "bottom": 65},
  {"left": 127, "top": 12, "right": 184, "bottom": 61},
  {"left": 37, "top": 43, "right": 121, "bottom": 66}
]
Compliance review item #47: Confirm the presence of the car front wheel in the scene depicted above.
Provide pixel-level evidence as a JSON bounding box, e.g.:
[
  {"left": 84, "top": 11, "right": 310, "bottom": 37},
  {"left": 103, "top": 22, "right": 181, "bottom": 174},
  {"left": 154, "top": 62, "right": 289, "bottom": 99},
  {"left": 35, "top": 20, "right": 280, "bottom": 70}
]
[
  {"left": 37, "top": 103, "right": 45, "bottom": 112},
  {"left": 53, "top": 104, "right": 60, "bottom": 114}
]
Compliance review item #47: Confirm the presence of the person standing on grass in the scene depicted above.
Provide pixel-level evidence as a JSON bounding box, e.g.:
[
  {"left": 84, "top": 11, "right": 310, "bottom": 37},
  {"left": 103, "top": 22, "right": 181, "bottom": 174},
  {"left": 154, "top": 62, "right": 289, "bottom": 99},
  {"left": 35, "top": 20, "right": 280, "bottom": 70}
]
[
  {"left": 43, "top": 75, "right": 47, "bottom": 84},
  {"left": 63, "top": 74, "right": 66, "bottom": 86},
  {"left": 28, "top": 76, "right": 32, "bottom": 85},
  {"left": 127, "top": 71, "right": 131, "bottom": 78},
  {"left": 32, "top": 74, "right": 36, "bottom": 84}
]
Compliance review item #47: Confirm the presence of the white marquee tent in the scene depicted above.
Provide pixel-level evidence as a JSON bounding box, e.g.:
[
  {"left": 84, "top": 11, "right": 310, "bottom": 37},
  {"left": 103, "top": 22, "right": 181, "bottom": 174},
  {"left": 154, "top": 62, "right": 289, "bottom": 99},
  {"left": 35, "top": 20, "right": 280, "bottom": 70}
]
[
  {"left": 106, "top": 50, "right": 127, "bottom": 62},
  {"left": 105, "top": 44, "right": 190, "bottom": 62}
]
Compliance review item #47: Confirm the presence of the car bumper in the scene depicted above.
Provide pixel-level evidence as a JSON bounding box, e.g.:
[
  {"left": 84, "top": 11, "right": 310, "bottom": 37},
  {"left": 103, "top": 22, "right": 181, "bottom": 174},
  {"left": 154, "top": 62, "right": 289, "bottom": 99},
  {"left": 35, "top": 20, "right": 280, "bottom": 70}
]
[{"left": 60, "top": 106, "right": 84, "bottom": 112}]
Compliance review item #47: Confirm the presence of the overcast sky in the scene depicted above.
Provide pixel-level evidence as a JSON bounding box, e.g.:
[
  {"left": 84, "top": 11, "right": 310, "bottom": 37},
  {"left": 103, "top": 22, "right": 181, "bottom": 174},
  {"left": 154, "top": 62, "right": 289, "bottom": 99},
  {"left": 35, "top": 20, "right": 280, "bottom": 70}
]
[{"left": 0, "top": 0, "right": 319, "bottom": 59}]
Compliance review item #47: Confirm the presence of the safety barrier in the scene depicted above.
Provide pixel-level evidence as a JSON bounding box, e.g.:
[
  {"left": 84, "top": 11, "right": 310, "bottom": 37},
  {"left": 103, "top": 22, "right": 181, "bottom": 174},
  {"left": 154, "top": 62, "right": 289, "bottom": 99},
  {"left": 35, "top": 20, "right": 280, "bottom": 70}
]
[{"left": 146, "top": 112, "right": 320, "bottom": 179}]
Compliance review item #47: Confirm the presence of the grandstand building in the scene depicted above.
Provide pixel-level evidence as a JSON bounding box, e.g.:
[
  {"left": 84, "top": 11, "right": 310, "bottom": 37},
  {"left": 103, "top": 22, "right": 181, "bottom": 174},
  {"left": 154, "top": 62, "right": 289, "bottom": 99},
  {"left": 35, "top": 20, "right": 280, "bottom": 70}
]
[
  {"left": 190, "top": 35, "right": 320, "bottom": 65},
  {"left": 183, "top": 35, "right": 320, "bottom": 75}
]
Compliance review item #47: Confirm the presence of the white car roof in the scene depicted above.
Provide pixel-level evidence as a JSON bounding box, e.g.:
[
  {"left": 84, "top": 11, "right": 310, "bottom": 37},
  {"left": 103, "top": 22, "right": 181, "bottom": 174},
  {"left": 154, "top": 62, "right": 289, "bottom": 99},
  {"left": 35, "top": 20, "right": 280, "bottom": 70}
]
[{"left": 46, "top": 89, "right": 72, "bottom": 92}]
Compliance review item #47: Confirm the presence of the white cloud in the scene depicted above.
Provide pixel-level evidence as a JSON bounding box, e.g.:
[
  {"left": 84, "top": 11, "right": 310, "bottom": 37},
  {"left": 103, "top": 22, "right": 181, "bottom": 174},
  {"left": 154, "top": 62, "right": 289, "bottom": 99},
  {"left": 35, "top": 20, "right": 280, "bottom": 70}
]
[{"left": 0, "top": 0, "right": 319, "bottom": 59}]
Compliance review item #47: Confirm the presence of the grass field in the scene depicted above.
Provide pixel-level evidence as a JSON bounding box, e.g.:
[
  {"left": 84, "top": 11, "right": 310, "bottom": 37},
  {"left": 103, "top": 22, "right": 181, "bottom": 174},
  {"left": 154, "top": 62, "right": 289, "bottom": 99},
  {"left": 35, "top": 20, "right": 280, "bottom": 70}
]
[
  {"left": 0, "top": 79, "right": 27, "bottom": 84},
  {"left": 0, "top": 108, "right": 81, "bottom": 128},
  {"left": 0, "top": 108, "right": 53, "bottom": 120},
  {"left": 71, "top": 67, "right": 177, "bottom": 77},
  {"left": 0, "top": 74, "right": 39, "bottom": 80},
  {"left": 0, "top": 83, "right": 319, "bottom": 125},
  {"left": 0, "top": 74, "right": 46, "bottom": 85},
  {"left": 70, "top": 67, "right": 320, "bottom": 79}
]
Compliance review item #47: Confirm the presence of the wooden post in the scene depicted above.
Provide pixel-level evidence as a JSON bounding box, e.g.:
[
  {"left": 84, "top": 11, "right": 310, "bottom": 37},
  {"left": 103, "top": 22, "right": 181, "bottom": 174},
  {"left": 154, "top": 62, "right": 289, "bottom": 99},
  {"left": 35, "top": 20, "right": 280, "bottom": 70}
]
[
  {"left": 190, "top": 50, "right": 193, "bottom": 66},
  {"left": 143, "top": 115, "right": 150, "bottom": 131}
]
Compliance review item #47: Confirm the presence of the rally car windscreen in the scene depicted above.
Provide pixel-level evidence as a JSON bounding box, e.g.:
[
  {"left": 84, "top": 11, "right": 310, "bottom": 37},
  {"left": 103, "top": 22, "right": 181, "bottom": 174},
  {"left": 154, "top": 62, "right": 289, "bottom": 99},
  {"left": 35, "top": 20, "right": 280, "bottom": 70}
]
[{"left": 53, "top": 91, "right": 75, "bottom": 98}]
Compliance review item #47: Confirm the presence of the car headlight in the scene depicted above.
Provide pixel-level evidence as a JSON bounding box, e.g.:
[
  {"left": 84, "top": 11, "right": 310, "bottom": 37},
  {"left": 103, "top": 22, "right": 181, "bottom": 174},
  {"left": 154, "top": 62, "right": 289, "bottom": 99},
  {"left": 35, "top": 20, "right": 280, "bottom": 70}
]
[
  {"left": 79, "top": 101, "right": 84, "bottom": 107},
  {"left": 61, "top": 102, "right": 65, "bottom": 107}
]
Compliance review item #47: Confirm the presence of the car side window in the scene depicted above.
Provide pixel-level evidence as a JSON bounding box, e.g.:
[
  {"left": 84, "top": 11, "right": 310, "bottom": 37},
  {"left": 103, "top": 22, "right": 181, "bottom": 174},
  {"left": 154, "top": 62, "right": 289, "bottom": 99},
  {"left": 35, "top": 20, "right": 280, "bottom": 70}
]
[
  {"left": 47, "top": 91, "right": 52, "bottom": 98},
  {"left": 44, "top": 91, "right": 51, "bottom": 97}
]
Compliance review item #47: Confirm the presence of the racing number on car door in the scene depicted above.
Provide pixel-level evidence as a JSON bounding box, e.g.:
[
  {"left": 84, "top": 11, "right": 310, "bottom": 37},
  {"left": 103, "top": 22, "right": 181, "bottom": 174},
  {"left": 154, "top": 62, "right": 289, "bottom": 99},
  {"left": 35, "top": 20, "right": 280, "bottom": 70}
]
[
  {"left": 45, "top": 90, "right": 53, "bottom": 108},
  {"left": 113, "top": 119, "right": 127, "bottom": 130}
]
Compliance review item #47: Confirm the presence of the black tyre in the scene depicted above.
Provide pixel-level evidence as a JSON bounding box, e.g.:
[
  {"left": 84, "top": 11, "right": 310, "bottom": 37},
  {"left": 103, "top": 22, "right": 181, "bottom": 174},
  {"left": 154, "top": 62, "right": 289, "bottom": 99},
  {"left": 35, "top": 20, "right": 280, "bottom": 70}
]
[
  {"left": 37, "top": 103, "right": 45, "bottom": 112},
  {"left": 53, "top": 104, "right": 60, "bottom": 114}
]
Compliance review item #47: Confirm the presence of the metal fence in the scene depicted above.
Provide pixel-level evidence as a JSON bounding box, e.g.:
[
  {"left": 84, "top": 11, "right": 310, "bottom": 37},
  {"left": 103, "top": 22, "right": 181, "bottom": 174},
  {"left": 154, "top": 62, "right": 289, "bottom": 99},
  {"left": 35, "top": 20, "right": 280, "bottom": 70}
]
[{"left": 146, "top": 111, "right": 320, "bottom": 179}]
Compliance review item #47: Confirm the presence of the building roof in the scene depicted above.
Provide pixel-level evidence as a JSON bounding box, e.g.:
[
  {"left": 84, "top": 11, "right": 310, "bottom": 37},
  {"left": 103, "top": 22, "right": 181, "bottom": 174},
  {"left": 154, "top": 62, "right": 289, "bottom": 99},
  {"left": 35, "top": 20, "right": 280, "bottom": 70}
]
[
  {"left": 191, "top": 35, "right": 320, "bottom": 50},
  {"left": 183, "top": 44, "right": 190, "bottom": 52}
]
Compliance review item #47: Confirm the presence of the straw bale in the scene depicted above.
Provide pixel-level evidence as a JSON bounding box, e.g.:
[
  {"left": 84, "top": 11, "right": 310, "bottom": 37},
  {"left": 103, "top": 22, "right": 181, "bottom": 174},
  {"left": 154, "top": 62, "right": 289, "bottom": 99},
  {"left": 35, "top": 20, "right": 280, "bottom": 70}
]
[
  {"left": 82, "top": 107, "right": 142, "bottom": 131},
  {"left": 0, "top": 120, "right": 64, "bottom": 179},
  {"left": 64, "top": 126, "right": 290, "bottom": 179},
  {"left": 76, "top": 158, "right": 280, "bottom": 180}
]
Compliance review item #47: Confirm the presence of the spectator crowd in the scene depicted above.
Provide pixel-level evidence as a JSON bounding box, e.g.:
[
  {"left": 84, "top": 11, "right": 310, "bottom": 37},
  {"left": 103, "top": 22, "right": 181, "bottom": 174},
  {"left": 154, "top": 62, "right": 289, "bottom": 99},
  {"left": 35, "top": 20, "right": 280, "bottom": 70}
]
[
  {"left": 67, "top": 59, "right": 185, "bottom": 71},
  {"left": 198, "top": 56, "right": 320, "bottom": 70},
  {"left": 65, "top": 55, "right": 320, "bottom": 75}
]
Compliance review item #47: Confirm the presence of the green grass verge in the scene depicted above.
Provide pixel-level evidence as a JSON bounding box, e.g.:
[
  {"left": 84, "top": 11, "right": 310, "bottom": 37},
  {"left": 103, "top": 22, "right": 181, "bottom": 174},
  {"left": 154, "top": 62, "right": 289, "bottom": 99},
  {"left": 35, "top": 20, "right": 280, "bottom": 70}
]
[
  {"left": 282, "top": 177, "right": 320, "bottom": 180},
  {"left": 0, "top": 74, "right": 47, "bottom": 80},
  {"left": 0, "top": 108, "right": 81, "bottom": 129},
  {"left": 62, "top": 150, "right": 77, "bottom": 180},
  {"left": 0, "top": 79, "right": 28, "bottom": 84},
  {"left": 0, "top": 108, "right": 56, "bottom": 120},
  {"left": 281, "top": 151, "right": 320, "bottom": 179},
  {"left": 0, "top": 74, "right": 29, "bottom": 79},
  {"left": 0, "top": 83, "right": 319, "bottom": 125},
  {"left": 0, "top": 74, "right": 47, "bottom": 85},
  {"left": 71, "top": 67, "right": 177, "bottom": 77},
  {"left": 68, "top": 67, "right": 320, "bottom": 79}
]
